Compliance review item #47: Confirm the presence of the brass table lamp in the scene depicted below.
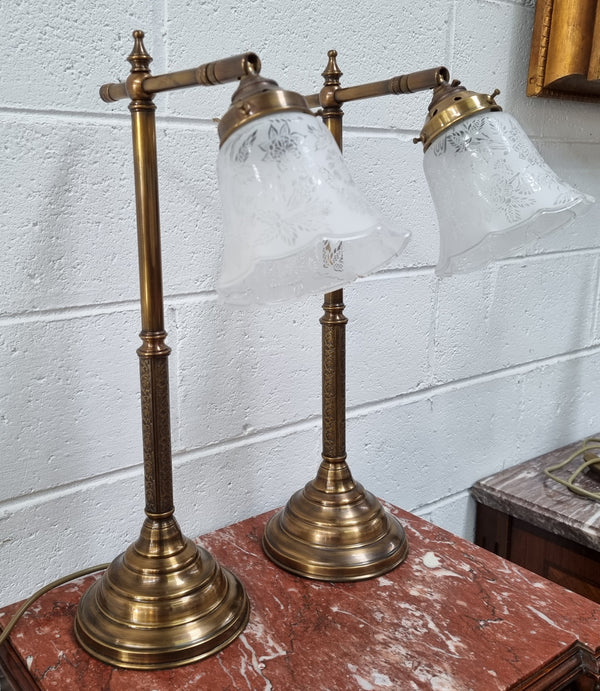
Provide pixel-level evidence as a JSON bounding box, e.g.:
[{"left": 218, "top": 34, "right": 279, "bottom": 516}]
[
  {"left": 75, "top": 30, "right": 592, "bottom": 669},
  {"left": 73, "top": 32, "right": 258, "bottom": 670},
  {"left": 260, "top": 52, "right": 592, "bottom": 581},
  {"left": 259, "top": 53, "right": 448, "bottom": 580}
]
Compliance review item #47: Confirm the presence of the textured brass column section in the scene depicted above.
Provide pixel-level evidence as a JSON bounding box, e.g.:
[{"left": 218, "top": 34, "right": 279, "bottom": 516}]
[
  {"left": 74, "top": 30, "right": 249, "bottom": 669},
  {"left": 321, "top": 289, "right": 347, "bottom": 460},
  {"left": 262, "top": 51, "right": 408, "bottom": 581}
]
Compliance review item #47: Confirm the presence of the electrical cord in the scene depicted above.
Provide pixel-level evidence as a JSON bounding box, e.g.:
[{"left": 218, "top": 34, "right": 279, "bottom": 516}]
[
  {"left": 0, "top": 563, "right": 110, "bottom": 647},
  {"left": 544, "top": 437, "right": 600, "bottom": 501}
]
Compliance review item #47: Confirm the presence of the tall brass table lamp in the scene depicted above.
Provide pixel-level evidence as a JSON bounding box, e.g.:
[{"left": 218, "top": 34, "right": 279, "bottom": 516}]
[
  {"left": 73, "top": 32, "right": 259, "bottom": 670},
  {"left": 258, "top": 52, "right": 593, "bottom": 581}
]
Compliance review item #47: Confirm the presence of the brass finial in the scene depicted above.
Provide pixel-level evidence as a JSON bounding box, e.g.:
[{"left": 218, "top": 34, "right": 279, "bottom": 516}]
[
  {"left": 128, "top": 30, "right": 153, "bottom": 73},
  {"left": 322, "top": 49, "right": 342, "bottom": 86}
]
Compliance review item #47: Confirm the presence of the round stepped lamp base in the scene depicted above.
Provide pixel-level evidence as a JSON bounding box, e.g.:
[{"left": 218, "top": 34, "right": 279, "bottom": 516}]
[
  {"left": 263, "top": 459, "right": 408, "bottom": 581},
  {"left": 74, "top": 515, "right": 250, "bottom": 670}
]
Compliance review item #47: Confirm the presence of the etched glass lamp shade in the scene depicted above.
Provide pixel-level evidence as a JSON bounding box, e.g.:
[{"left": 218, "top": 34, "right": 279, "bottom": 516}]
[
  {"left": 216, "top": 76, "right": 410, "bottom": 304},
  {"left": 418, "top": 82, "right": 594, "bottom": 277}
]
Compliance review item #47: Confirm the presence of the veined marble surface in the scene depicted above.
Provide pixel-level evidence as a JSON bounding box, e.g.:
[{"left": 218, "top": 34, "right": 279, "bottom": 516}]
[
  {"left": 1, "top": 504, "right": 600, "bottom": 690},
  {"left": 472, "top": 437, "right": 600, "bottom": 552}
]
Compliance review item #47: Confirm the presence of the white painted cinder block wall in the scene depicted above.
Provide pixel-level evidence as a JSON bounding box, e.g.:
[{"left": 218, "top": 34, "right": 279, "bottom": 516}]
[{"left": 2, "top": 0, "right": 600, "bottom": 606}]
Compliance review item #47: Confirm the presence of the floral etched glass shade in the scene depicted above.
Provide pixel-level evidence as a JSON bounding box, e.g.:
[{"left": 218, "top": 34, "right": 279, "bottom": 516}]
[
  {"left": 424, "top": 111, "right": 594, "bottom": 277},
  {"left": 217, "top": 111, "right": 410, "bottom": 304}
]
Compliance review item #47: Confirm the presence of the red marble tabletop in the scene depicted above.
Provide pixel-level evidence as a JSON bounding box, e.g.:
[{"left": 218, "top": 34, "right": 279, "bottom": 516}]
[{"left": 1, "top": 503, "right": 600, "bottom": 690}]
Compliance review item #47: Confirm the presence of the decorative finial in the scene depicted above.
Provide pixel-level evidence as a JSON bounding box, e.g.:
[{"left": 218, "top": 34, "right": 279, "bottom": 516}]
[
  {"left": 322, "top": 49, "right": 342, "bottom": 86},
  {"left": 128, "top": 30, "right": 153, "bottom": 73}
]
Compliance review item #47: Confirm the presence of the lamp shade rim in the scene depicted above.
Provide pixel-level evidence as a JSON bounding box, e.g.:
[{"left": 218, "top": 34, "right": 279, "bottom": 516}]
[
  {"left": 217, "top": 227, "right": 411, "bottom": 305},
  {"left": 435, "top": 193, "right": 594, "bottom": 277},
  {"left": 220, "top": 225, "right": 403, "bottom": 279},
  {"left": 217, "top": 272, "right": 350, "bottom": 305}
]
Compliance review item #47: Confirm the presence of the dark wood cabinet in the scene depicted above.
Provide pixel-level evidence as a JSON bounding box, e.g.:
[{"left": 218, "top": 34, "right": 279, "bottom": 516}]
[
  {"left": 472, "top": 437, "right": 600, "bottom": 606},
  {"left": 476, "top": 503, "right": 600, "bottom": 604}
]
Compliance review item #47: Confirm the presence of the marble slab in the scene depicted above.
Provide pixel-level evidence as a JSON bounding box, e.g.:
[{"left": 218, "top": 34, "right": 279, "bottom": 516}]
[
  {"left": 472, "top": 437, "right": 600, "bottom": 552},
  {"left": 2, "top": 504, "right": 600, "bottom": 690}
]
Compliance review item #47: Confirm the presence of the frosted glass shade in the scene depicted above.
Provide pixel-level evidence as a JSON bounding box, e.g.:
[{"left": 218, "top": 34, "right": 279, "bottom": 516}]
[
  {"left": 424, "top": 111, "right": 594, "bottom": 277},
  {"left": 217, "top": 111, "right": 410, "bottom": 304}
]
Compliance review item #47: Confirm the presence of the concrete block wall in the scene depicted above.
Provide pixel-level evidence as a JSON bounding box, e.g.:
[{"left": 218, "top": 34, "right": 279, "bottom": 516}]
[{"left": 2, "top": 0, "right": 600, "bottom": 605}]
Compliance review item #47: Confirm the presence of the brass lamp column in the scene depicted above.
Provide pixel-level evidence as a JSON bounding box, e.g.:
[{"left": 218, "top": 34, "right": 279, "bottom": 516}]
[
  {"left": 263, "top": 53, "right": 447, "bottom": 580},
  {"left": 74, "top": 31, "right": 252, "bottom": 669}
]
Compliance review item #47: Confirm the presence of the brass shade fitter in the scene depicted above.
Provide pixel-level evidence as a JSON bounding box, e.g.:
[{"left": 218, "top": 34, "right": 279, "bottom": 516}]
[{"left": 74, "top": 30, "right": 592, "bottom": 670}]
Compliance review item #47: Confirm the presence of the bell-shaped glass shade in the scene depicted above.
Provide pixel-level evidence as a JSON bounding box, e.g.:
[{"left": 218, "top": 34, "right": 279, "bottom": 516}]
[
  {"left": 217, "top": 111, "right": 410, "bottom": 304},
  {"left": 424, "top": 111, "right": 594, "bottom": 277}
]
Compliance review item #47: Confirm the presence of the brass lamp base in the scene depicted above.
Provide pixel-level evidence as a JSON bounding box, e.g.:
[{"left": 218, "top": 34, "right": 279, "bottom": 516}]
[
  {"left": 74, "top": 515, "right": 250, "bottom": 670},
  {"left": 263, "top": 458, "right": 408, "bottom": 581}
]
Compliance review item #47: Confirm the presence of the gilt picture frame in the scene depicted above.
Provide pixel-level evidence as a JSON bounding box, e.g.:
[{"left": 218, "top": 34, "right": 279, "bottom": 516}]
[{"left": 528, "top": 0, "right": 600, "bottom": 102}]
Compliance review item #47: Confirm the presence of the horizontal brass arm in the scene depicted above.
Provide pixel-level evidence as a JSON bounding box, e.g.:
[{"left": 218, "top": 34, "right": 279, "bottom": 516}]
[
  {"left": 304, "top": 65, "right": 449, "bottom": 108},
  {"left": 100, "top": 51, "right": 261, "bottom": 103}
]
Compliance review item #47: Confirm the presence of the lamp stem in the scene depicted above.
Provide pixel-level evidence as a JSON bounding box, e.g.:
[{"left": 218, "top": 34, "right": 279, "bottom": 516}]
[
  {"left": 130, "top": 94, "right": 175, "bottom": 518},
  {"left": 320, "top": 50, "right": 347, "bottom": 465}
]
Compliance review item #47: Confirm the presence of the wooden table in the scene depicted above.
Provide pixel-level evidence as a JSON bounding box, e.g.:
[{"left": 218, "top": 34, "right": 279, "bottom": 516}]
[
  {"left": 2, "top": 503, "right": 600, "bottom": 689},
  {"left": 473, "top": 437, "right": 600, "bottom": 604}
]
